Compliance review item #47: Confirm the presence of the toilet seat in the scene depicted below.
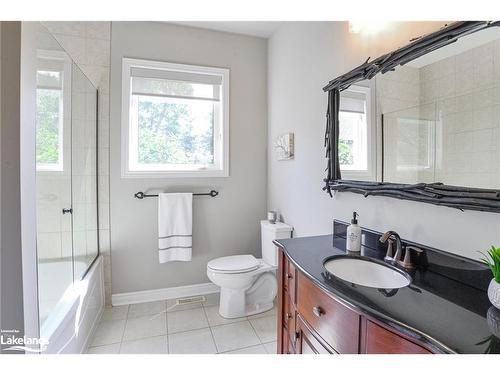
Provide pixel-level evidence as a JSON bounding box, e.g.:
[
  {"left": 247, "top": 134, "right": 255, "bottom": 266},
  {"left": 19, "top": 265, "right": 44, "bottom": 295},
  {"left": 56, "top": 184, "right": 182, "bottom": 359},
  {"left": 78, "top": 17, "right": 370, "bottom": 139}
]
[{"left": 207, "top": 255, "right": 260, "bottom": 274}]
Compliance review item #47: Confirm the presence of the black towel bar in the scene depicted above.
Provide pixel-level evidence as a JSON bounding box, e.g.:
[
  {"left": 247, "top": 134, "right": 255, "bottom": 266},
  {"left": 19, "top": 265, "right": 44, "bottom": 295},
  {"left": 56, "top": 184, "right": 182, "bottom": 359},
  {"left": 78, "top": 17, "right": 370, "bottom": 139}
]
[{"left": 134, "top": 190, "right": 219, "bottom": 199}]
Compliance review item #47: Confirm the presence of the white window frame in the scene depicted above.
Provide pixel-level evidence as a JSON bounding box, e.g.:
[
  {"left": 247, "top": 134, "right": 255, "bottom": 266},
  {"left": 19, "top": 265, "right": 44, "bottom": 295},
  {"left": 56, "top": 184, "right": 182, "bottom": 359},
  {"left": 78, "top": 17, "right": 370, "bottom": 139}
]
[
  {"left": 121, "top": 58, "right": 230, "bottom": 178},
  {"left": 35, "top": 49, "right": 72, "bottom": 174},
  {"left": 339, "top": 84, "right": 376, "bottom": 181}
]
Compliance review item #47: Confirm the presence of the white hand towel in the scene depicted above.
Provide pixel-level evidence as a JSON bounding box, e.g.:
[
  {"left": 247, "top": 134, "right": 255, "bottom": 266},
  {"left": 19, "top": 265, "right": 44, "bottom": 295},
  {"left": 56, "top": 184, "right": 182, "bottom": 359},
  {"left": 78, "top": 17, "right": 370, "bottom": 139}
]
[{"left": 158, "top": 193, "right": 193, "bottom": 263}]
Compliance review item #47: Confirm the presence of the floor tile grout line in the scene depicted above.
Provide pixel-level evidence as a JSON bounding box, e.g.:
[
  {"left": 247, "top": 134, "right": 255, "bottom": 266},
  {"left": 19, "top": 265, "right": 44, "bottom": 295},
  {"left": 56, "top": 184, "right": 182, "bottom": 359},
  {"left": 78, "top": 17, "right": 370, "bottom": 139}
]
[
  {"left": 247, "top": 317, "right": 264, "bottom": 345},
  {"left": 92, "top": 293, "right": 280, "bottom": 353},
  {"left": 120, "top": 303, "right": 168, "bottom": 348},
  {"left": 218, "top": 342, "right": 267, "bottom": 354},
  {"left": 164, "top": 300, "right": 169, "bottom": 354},
  {"left": 211, "top": 318, "right": 263, "bottom": 354},
  {"left": 202, "top": 304, "right": 219, "bottom": 353},
  {"left": 118, "top": 306, "right": 129, "bottom": 352},
  {"left": 88, "top": 318, "right": 128, "bottom": 349},
  {"left": 121, "top": 332, "right": 169, "bottom": 344},
  {"left": 117, "top": 304, "right": 131, "bottom": 353}
]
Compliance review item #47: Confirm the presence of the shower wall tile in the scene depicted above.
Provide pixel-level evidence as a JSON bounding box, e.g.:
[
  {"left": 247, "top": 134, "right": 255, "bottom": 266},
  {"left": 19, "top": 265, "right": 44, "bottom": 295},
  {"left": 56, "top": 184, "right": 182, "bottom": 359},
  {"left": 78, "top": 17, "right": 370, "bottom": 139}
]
[
  {"left": 378, "top": 37, "right": 500, "bottom": 189},
  {"left": 103, "top": 254, "right": 112, "bottom": 284},
  {"left": 86, "top": 38, "right": 110, "bottom": 67},
  {"left": 42, "top": 22, "right": 87, "bottom": 38},
  {"left": 37, "top": 233, "right": 62, "bottom": 259},
  {"left": 86, "top": 22, "right": 111, "bottom": 40},
  {"left": 98, "top": 177, "right": 110, "bottom": 204},
  {"left": 99, "top": 203, "right": 110, "bottom": 230},
  {"left": 99, "top": 229, "right": 110, "bottom": 255},
  {"left": 43, "top": 21, "right": 113, "bottom": 305}
]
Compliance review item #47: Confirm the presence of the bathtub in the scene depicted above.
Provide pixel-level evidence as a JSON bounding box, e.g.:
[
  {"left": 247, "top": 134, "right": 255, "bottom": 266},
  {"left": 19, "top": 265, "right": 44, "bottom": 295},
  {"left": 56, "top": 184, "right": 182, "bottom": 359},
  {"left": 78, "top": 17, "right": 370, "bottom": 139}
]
[{"left": 39, "top": 256, "right": 104, "bottom": 354}]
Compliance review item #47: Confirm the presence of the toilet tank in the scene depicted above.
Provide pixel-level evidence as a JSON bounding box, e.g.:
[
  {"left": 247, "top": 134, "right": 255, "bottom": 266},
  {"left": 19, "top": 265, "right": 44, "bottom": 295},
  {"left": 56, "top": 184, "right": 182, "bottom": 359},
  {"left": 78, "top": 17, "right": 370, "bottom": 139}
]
[{"left": 260, "top": 220, "right": 293, "bottom": 267}]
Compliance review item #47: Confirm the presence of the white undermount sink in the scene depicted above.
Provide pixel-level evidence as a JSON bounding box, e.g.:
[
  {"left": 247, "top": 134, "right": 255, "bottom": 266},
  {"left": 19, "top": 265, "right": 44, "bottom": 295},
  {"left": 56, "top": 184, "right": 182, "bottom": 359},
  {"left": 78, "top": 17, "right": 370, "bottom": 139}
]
[{"left": 324, "top": 256, "right": 411, "bottom": 289}]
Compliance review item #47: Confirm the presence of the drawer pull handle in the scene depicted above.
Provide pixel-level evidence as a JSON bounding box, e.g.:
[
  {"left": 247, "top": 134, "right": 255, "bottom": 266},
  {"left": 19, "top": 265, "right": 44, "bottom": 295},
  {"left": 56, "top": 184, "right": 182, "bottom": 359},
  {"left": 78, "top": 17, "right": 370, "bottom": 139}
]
[
  {"left": 286, "top": 273, "right": 293, "bottom": 280},
  {"left": 286, "top": 312, "right": 292, "bottom": 320},
  {"left": 312, "top": 306, "right": 324, "bottom": 317}
]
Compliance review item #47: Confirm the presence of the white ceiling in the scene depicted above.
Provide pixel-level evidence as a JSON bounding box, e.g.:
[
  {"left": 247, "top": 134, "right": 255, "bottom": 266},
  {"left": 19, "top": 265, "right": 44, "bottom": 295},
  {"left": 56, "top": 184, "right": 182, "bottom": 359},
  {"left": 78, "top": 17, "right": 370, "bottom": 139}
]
[
  {"left": 407, "top": 27, "right": 500, "bottom": 68},
  {"left": 169, "top": 21, "right": 283, "bottom": 38}
]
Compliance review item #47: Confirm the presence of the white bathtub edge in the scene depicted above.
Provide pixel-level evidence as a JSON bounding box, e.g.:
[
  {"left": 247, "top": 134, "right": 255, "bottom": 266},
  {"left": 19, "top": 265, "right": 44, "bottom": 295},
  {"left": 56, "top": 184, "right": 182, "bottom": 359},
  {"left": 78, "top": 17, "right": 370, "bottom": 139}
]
[{"left": 41, "top": 256, "right": 104, "bottom": 354}]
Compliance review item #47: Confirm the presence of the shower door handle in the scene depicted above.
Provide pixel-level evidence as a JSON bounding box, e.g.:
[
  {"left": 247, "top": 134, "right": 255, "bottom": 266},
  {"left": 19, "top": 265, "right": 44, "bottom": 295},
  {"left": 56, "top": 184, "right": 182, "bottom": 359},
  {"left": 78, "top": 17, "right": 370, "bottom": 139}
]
[{"left": 62, "top": 208, "right": 73, "bottom": 215}]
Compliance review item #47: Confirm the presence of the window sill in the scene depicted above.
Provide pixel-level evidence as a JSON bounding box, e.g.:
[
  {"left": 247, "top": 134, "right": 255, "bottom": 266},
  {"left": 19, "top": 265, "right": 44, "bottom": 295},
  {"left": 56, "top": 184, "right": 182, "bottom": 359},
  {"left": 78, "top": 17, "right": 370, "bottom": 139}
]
[{"left": 121, "top": 169, "right": 229, "bottom": 179}]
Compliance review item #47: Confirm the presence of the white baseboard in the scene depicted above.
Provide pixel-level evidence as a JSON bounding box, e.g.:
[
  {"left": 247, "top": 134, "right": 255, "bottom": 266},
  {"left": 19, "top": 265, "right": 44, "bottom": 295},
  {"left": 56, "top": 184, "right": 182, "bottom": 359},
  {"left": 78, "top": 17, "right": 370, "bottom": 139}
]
[{"left": 111, "top": 282, "right": 220, "bottom": 306}]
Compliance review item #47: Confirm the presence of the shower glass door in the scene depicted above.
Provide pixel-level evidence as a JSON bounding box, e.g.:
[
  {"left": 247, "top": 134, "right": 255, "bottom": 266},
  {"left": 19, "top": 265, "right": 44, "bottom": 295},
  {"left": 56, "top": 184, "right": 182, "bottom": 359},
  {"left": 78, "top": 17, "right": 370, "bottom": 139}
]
[
  {"left": 71, "top": 63, "right": 99, "bottom": 280},
  {"left": 35, "top": 25, "right": 74, "bottom": 327},
  {"left": 35, "top": 23, "right": 99, "bottom": 334}
]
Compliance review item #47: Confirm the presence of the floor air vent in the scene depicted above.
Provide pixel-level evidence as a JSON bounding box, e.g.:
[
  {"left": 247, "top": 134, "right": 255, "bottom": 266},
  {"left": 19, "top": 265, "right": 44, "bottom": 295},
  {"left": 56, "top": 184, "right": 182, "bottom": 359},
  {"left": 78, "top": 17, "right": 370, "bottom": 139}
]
[{"left": 167, "top": 295, "right": 206, "bottom": 311}]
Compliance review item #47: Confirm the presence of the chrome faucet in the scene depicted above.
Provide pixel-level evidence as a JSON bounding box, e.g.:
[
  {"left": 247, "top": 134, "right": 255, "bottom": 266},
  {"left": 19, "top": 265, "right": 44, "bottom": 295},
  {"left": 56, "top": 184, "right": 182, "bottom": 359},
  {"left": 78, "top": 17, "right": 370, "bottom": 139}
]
[{"left": 379, "top": 230, "right": 423, "bottom": 270}]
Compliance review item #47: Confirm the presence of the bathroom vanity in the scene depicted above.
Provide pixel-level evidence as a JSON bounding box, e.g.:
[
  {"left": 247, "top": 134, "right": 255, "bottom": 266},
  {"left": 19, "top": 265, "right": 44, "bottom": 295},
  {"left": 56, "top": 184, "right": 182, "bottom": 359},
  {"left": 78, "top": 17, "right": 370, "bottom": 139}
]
[{"left": 275, "top": 221, "right": 499, "bottom": 354}]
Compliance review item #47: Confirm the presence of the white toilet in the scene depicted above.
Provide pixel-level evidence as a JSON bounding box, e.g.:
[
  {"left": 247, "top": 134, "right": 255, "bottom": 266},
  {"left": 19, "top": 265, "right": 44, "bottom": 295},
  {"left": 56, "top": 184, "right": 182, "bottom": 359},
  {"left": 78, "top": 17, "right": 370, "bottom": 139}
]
[{"left": 207, "top": 220, "right": 293, "bottom": 318}]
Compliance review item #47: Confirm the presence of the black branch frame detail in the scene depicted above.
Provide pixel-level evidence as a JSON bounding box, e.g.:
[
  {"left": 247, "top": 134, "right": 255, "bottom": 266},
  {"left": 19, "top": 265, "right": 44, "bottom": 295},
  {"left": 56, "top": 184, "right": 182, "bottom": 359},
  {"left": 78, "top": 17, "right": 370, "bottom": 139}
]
[{"left": 322, "top": 21, "right": 500, "bottom": 213}]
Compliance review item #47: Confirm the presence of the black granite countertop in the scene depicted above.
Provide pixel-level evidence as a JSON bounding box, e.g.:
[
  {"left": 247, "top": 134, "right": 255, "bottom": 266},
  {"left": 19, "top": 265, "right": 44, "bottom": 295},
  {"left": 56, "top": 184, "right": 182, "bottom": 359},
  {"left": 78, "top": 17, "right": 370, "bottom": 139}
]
[{"left": 274, "top": 232, "right": 500, "bottom": 354}]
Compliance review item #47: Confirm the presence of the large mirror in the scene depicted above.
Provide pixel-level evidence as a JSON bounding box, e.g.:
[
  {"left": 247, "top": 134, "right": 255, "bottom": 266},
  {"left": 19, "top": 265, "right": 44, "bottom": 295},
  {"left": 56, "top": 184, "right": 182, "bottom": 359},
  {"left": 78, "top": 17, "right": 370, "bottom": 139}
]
[
  {"left": 377, "top": 26, "right": 500, "bottom": 189},
  {"left": 324, "top": 22, "right": 500, "bottom": 212}
]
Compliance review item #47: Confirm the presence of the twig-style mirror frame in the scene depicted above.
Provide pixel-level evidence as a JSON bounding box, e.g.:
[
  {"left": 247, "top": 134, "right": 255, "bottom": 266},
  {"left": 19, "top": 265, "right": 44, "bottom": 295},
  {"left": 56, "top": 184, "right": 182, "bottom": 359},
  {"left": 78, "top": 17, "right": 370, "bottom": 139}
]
[{"left": 323, "top": 21, "right": 500, "bottom": 212}]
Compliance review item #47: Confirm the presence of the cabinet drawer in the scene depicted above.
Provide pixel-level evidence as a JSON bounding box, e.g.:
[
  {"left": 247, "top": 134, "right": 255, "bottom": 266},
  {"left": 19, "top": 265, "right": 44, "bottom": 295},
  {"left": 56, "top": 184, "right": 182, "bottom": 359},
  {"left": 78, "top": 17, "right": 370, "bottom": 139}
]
[
  {"left": 296, "top": 272, "right": 359, "bottom": 353},
  {"left": 284, "top": 258, "right": 296, "bottom": 304},
  {"left": 365, "top": 321, "right": 431, "bottom": 354},
  {"left": 296, "top": 315, "right": 333, "bottom": 354}
]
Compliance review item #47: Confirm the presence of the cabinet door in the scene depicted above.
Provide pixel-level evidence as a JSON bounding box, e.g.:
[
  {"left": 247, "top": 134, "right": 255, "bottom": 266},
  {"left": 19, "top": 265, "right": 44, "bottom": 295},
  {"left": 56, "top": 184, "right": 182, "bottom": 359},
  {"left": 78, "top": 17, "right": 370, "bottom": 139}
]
[
  {"left": 296, "top": 272, "right": 359, "bottom": 353},
  {"left": 364, "top": 321, "right": 431, "bottom": 354},
  {"left": 282, "top": 326, "right": 295, "bottom": 354},
  {"left": 284, "top": 291, "right": 296, "bottom": 343},
  {"left": 296, "top": 316, "right": 333, "bottom": 354}
]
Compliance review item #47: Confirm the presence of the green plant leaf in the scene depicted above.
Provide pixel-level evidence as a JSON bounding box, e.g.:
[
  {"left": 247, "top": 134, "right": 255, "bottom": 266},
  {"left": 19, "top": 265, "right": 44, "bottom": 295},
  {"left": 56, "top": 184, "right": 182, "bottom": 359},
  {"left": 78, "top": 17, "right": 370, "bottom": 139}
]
[{"left": 480, "top": 246, "right": 500, "bottom": 283}]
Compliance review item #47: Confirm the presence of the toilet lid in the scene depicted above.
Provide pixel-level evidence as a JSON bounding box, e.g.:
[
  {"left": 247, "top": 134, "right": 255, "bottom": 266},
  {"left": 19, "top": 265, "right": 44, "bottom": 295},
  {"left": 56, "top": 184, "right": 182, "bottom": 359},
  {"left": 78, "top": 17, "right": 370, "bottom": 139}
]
[{"left": 207, "top": 255, "right": 260, "bottom": 273}]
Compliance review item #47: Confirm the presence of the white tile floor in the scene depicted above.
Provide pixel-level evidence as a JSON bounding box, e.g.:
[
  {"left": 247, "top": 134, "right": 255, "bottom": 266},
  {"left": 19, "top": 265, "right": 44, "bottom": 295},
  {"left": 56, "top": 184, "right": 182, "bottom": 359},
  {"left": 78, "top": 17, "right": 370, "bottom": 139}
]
[{"left": 86, "top": 293, "right": 277, "bottom": 354}]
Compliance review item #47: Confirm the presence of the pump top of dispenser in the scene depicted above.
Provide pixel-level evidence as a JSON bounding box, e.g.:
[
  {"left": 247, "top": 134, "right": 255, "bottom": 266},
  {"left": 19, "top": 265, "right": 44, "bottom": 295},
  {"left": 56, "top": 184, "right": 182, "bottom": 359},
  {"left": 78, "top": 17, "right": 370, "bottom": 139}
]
[{"left": 351, "top": 212, "right": 359, "bottom": 225}]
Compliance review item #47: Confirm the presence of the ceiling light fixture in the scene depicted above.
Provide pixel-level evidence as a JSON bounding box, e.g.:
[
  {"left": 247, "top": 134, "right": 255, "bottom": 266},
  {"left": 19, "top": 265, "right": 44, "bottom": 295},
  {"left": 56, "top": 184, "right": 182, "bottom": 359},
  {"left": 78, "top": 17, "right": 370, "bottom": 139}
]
[{"left": 349, "top": 21, "right": 389, "bottom": 35}]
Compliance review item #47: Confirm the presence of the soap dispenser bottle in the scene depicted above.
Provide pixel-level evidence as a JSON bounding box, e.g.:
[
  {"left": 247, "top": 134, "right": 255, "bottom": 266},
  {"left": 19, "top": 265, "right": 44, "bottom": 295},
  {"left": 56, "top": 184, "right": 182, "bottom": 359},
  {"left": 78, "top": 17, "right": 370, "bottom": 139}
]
[{"left": 346, "top": 212, "right": 361, "bottom": 252}]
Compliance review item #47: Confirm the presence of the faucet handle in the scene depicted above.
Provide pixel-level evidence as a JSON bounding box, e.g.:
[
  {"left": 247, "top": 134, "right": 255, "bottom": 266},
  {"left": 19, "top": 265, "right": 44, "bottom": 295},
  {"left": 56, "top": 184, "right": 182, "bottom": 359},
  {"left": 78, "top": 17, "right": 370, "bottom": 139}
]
[
  {"left": 399, "top": 245, "right": 423, "bottom": 270},
  {"left": 384, "top": 239, "right": 394, "bottom": 261}
]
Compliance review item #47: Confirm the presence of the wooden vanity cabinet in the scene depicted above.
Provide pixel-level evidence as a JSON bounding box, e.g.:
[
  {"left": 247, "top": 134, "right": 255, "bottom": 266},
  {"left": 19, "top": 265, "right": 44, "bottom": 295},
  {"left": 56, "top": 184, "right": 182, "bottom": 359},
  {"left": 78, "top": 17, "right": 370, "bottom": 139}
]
[
  {"left": 362, "top": 321, "right": 431, "bottom": 354},
  {"left": 295, "top": 315, "right": 333, "bottom": 354},
  {"left": 277, "top": 250, "right": 434, "bottom": 354}
]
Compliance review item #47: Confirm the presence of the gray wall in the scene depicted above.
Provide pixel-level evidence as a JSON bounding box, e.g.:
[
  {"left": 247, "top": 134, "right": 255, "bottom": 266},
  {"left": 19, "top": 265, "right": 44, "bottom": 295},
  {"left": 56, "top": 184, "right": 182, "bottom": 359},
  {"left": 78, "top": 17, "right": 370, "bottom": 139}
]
[
  {"left": 109, "top": 22, "right": 268, "bottom": 294},
  {"left": 0, "top": 21, "right": 40, "bottom": 348},
  {"left": 0, "top": 20, "right": 2, "bottom": 335},
  {"left": 268, "top": 21, "right": 500, "bottom": 260},
  {"left": 1, "top": 21, "right": 24, "bottom": 342},
  {"left": 20, "top": 22, "right": 40, "bottom": 341}
]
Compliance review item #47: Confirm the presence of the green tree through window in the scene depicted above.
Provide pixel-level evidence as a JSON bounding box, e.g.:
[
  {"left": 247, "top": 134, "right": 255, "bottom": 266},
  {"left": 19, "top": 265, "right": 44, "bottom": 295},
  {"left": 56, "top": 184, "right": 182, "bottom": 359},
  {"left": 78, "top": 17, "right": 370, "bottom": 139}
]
[
  {"left": 135, "top": 81, "right": 215, "bottom": 165},
  {"left": 36, "top": 88, "right": 61, "bottom": 166}
]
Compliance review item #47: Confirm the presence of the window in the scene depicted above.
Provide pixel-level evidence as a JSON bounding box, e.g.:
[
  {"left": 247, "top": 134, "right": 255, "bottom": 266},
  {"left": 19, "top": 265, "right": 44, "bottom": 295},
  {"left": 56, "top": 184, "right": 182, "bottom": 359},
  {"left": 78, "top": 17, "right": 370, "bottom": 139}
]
[
  {"left": 339, "top": 85, "right": 375, "bottom": 180},
  {"left": 36, "top": 50, "right": 70, "bottom": 172},
  {"left": 122, "top": 58, "right": 229, "bottom": 177}
]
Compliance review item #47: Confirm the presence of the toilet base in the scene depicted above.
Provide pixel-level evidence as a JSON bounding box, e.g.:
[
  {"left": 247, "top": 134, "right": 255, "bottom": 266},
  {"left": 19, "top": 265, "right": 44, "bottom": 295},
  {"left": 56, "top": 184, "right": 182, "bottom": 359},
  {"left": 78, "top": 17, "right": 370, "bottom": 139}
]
[
  {"left": 219, "top": 296, "right": 275, "bottom": 319},
  {"left": 245, "top": 301, "right": 274, "bottom": 317},
  {"left": 218, "top": 271, "right": 277, "bottom": 319}
]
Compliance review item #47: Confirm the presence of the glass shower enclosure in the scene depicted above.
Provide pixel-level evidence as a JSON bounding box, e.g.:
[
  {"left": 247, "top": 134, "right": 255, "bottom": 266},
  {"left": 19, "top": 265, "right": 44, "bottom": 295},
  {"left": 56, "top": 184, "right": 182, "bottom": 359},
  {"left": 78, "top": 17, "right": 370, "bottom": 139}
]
[{"left": 35, "top": 23, "right": 99, "bottom": 335}]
